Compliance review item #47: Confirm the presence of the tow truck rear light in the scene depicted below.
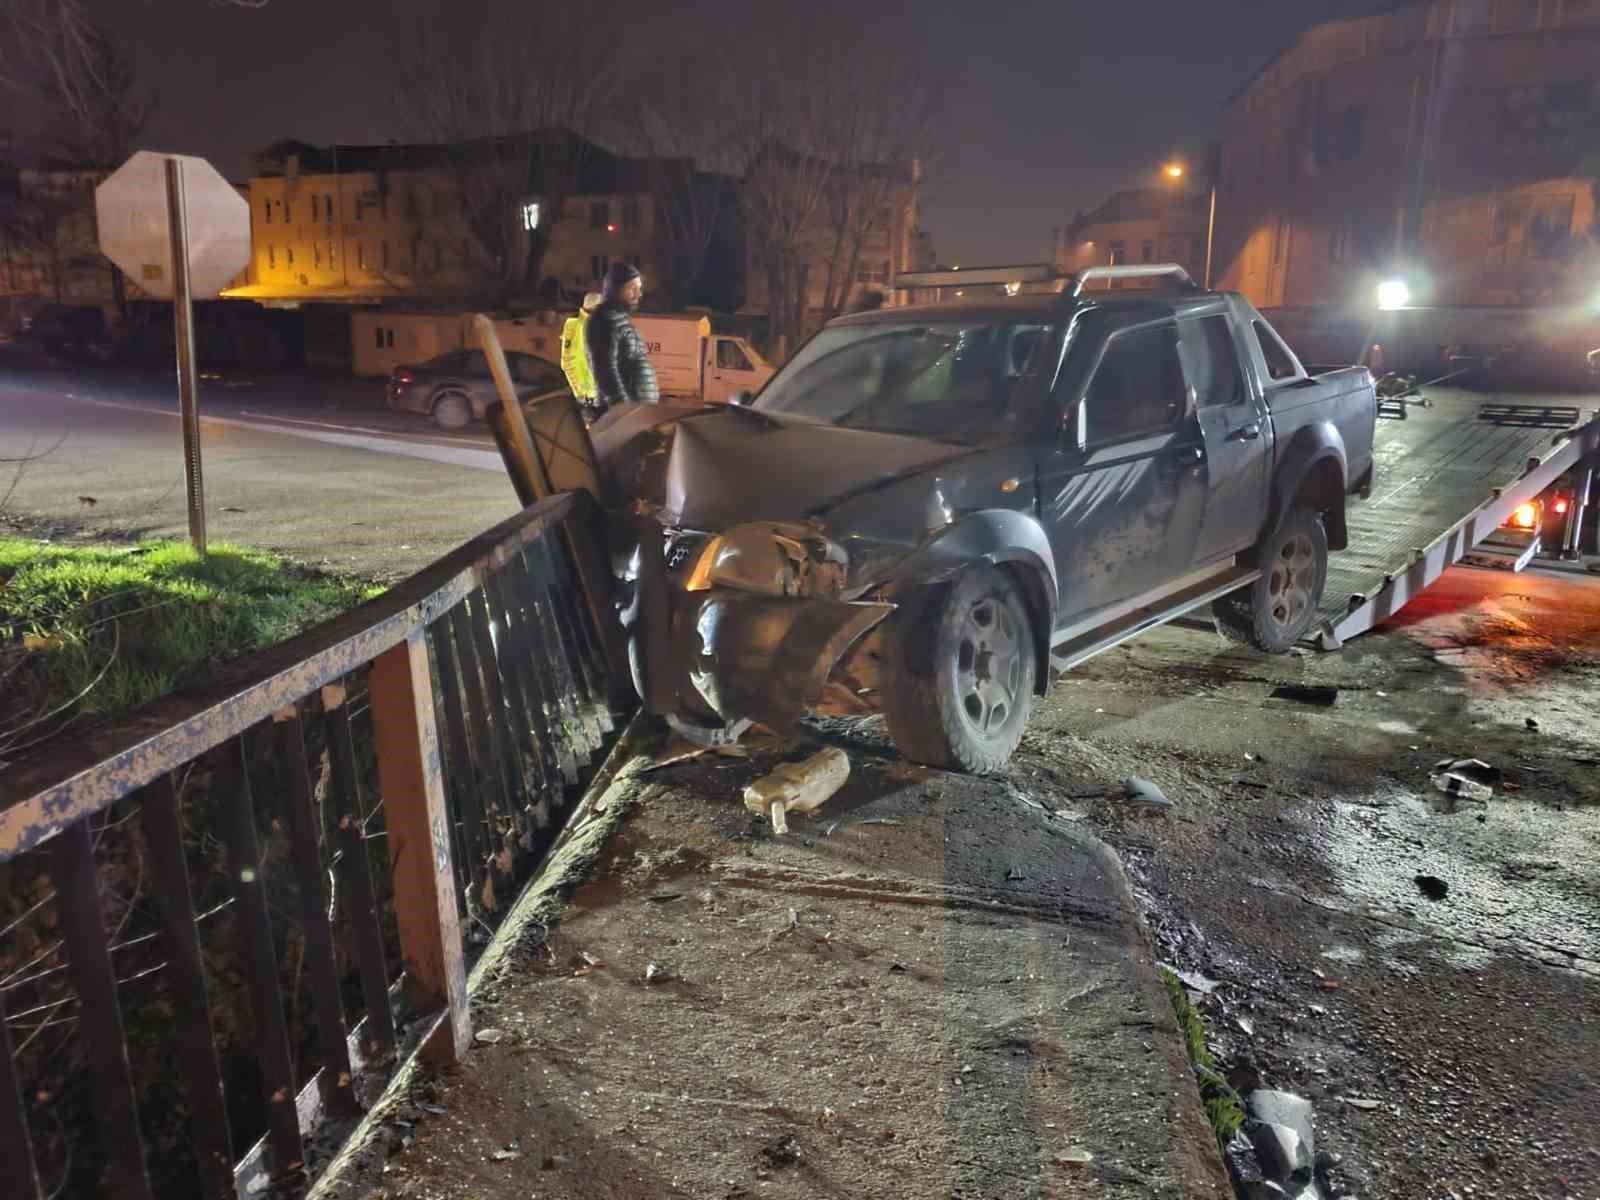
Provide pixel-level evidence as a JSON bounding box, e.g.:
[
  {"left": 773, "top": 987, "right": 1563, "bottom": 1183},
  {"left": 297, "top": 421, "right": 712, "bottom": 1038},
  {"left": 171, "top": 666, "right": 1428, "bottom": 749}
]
[
  {"left": 1509, "top": 502, "right": 1539, "bottom": 530},
  {"left": 1553, "top": 496, "right": 1570, "bottom": 515}
]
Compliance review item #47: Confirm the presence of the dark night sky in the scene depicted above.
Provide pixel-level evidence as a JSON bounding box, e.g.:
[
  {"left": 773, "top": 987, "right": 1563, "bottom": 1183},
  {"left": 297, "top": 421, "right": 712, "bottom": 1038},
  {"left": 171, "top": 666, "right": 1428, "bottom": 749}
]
[{"left": 89, "top": 0, "right": 1392, "bottom": 266}]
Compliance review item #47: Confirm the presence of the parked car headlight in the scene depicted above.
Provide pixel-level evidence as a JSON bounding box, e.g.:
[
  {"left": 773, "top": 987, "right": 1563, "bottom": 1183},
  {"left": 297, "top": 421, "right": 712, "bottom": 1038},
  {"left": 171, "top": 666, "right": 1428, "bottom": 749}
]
[{"left": 683, "top": 523, "right": 848, "bottom": 597}]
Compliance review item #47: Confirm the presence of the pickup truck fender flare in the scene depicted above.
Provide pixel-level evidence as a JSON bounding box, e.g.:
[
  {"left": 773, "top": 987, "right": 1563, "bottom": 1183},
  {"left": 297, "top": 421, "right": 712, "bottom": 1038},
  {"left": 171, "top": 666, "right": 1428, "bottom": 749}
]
[
  {"left": 1267, "top": 421, "right": 1350, "bottom": 551},
  {"left": 884, "top": 509, "right": 1058, "bottom": 694}
]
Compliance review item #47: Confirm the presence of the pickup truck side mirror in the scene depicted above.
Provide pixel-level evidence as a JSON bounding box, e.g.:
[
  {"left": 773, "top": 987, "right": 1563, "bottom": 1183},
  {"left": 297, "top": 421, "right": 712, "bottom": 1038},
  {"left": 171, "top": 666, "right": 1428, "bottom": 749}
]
[{"left": 729, "top": 390, "right": 754, "bottom": 406}]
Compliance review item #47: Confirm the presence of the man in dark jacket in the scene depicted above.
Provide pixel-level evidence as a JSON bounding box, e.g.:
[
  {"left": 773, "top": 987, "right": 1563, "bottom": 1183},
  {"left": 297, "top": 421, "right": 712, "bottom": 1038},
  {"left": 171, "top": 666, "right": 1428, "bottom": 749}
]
[{"left": 585, "top": 261, "right": 659, "bottom": 413}]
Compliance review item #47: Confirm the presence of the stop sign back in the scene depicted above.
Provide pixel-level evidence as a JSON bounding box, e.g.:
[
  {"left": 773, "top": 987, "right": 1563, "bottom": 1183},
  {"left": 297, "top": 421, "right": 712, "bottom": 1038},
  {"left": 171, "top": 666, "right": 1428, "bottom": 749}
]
[{"left": 96, "top": 151, "right": 249, "bottom": 300}]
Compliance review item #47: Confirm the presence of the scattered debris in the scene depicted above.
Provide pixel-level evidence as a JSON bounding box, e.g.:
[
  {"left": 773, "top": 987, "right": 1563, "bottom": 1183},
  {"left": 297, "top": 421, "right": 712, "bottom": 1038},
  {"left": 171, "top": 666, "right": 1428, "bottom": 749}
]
[
  {"left": 1160, "top": 964, "right": 1221, "bottom": 994},
  {"left": 759, "top": 1134, "right": 802, "bottom": 1168},
  {"left": 1342, "top": 1097, "right": 1383, "bottom": 1111},
  {"left": 473, "top": 1028, "right": 506, "bottom": 1045},
  {"left": 1005, "top": 865, "right": 1026, "bottom": 881},
  {"left": 1268, "top": 684, "right": 1339, "bottom": 707},
  {"left": 1122, "top": 776, "right": 1174, "bottom": 810},
  {"left": 1056, "top": 1149, "right": 1095, "bottom": 1166},
  {"left": 1414, "top": 874, "right": 1449, "bottom": 901},
  {"left": 1237, "top": 1017, "right": 1254, "bottom": 1036},
  {"left": 743, "top": 747, "right": 850, "bottom": 835},
  {"left": 1429, "top": 757, "right": 1495, "bottom": 804},
  {"left": 1241, "top": 1091, "right": 1324, "bottom": 1198},
  {"left": 644, "top": 962, "right": 670, "bottom": 984},
  {"left": 1524, "top": 716, "right": 1540, "bottom": 731},
  {"left": 644, "top": 739, "right": 751, "bottom": 772},
  {"left": 490, "top": 1149, "right": 521, "bottom": 1162}
]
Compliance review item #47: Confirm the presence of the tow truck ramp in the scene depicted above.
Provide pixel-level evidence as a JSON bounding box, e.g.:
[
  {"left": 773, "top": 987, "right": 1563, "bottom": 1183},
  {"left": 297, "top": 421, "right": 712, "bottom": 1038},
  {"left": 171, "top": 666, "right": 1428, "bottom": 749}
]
[
  {"left": 1043, "top": 394, "right": 1598, "bottom": 672},
  {"left": 1316, "top": 394, "right": 1600, "bottom": 649}
]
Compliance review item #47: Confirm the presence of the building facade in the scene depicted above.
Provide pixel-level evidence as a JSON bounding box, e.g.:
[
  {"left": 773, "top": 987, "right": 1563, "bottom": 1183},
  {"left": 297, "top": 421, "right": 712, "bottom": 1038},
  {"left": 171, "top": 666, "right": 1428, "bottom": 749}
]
[
  {"left": 1053, "top": 188, "right": 1210, "bottom": 289},
  {"left": 0, "top": 162, "right": 117, "bottom": 326},
  {"left": 227, "top": 136, "right": 682, "bottom": 308},
  {"left": 1213, "top": 0, "right": 1600, "bottom": 309}
]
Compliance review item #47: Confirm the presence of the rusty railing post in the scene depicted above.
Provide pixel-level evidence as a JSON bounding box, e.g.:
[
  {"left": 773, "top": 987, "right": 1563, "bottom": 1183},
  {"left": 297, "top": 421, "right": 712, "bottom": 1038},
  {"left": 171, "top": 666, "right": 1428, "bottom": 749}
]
[{"left": 370, "top": 631, "right": 471, "bottom": 1064}]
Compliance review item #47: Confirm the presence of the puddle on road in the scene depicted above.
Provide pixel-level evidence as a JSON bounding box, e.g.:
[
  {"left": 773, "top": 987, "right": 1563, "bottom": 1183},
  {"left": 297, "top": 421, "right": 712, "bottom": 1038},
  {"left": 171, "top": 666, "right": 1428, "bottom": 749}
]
[{"left": 1322, "top": 790, "right": 1600, "bottom": 974}]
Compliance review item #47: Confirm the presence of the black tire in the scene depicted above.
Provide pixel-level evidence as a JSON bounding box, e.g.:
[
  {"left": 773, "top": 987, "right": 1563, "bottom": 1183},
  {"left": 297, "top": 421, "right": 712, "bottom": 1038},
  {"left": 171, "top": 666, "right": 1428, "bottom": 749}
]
[
  {"left": 882, "top": 564, "right": 1037, "bottom": 774},
  {"left": 431, "top": 391, "right": 472, "bottom": 430},
  {"left": 1212, "top": 506, "right": 1328, "bottom": 652}
]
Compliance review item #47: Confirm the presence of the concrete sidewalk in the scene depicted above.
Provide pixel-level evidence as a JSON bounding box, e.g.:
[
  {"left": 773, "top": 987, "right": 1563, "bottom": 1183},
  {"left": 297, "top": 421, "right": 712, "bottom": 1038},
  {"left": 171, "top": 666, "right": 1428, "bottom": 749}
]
[{"left": 349, "top": 732, "right": 1232, "bottom": 1199}]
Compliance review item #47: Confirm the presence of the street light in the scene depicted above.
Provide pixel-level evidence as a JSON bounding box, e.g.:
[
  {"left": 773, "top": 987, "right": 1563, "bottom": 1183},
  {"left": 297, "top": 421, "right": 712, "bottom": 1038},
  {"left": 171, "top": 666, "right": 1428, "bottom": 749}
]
[{"left": 1163, "top": 159, "right": 1217, "bottom": 289}]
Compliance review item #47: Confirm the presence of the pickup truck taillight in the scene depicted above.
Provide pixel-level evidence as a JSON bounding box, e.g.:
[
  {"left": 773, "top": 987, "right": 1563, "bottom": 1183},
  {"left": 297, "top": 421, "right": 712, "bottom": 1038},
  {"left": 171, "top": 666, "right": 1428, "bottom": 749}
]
[{"left": 395, "top": 370, "right": 415, "bottom": 384}]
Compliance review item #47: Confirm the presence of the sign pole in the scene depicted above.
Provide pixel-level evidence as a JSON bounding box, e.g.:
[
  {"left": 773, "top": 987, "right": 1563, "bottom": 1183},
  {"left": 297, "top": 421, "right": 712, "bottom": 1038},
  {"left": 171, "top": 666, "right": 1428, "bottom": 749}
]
[{"left": 164, "top": 156, "right": 206, "bottom": 555}]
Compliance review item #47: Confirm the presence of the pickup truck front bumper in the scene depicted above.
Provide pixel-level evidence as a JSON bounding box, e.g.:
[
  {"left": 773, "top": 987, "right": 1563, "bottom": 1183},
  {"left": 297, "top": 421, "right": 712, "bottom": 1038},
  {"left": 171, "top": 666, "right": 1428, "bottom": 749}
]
[{"left": 665, "top": 588, "right": 894, "bottom": 734}]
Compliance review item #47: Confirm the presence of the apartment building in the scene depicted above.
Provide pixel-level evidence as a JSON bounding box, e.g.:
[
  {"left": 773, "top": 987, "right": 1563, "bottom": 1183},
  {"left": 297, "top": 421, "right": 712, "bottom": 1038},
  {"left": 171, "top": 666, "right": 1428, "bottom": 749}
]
[{"left": 1213, "top": 0, "right": 1600, "bottom": 309}]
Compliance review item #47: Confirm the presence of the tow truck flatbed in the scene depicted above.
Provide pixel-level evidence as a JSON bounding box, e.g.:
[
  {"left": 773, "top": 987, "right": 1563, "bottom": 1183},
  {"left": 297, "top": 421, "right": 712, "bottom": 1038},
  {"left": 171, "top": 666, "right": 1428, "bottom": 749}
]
[{"left": 1316, "top": 389, "right": 1600, "bottom": 648}]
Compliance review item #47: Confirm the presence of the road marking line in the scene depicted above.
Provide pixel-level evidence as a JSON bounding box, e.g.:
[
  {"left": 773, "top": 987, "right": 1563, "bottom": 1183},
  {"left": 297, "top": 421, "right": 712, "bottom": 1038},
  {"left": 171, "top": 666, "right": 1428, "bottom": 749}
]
[
  {"left": 235, "top": 409, "right": 493, "bottom": 447},
  {"left": 70, "top": 397, "right": 504, "bottom": 473}
]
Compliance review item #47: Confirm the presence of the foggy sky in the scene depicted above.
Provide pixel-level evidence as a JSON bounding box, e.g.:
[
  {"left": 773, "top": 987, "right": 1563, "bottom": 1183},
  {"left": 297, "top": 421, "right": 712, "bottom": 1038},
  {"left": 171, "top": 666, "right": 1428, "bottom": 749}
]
[{"left": 88, "top": 0, "right": 1390, "bottom": 265}]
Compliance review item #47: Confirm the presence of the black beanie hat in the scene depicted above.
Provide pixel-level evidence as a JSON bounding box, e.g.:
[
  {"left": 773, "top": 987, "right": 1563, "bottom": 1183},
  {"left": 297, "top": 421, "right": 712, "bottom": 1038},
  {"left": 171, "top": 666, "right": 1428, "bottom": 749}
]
[{"left": 602, "top": 260, "right": 642, "bottom": 297}]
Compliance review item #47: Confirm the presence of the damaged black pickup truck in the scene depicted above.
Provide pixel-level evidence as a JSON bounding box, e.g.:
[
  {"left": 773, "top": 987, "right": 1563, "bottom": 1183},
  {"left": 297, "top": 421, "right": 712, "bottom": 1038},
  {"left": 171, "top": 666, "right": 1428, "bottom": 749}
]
[{"left": 604, "top": 265, "right": 1376, "bottom": 773}]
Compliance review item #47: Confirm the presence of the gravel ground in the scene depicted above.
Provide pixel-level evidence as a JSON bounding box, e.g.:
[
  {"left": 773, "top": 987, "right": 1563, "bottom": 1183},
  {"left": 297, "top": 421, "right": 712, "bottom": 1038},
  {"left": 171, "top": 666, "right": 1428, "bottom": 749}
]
[{"left": 1013, "top": 562, "right": 1600, "bottom": 1200}]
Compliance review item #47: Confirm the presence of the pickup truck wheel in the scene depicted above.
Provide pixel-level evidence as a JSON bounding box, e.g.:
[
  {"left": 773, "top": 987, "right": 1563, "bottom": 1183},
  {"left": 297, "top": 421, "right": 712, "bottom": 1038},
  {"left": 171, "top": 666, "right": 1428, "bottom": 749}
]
[
  {"left": 883, "top": 565, "right": 1036, "bottom": 774},
  {"left": 431, "top": 391, "right": 472, "bottom": 430},
  {"left": 1213, "top": 507, "right": 1328, "bottom": 652}
]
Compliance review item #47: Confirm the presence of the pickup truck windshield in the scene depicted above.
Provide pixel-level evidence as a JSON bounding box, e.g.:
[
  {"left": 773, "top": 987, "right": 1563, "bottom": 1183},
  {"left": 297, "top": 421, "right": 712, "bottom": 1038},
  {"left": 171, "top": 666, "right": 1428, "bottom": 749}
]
[{"left": 755, "top": 320, "right": 1057, "bottom": 443}]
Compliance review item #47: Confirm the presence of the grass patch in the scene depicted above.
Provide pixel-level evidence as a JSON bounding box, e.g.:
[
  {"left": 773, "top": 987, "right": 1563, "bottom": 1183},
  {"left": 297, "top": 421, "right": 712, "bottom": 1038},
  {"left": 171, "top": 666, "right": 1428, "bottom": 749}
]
[
  {"left": 1160, "top": 966, "right": 1247, "bottom": 1148},
  {"left": 0, "top": 537, "right": 381, "bottom": 757}
]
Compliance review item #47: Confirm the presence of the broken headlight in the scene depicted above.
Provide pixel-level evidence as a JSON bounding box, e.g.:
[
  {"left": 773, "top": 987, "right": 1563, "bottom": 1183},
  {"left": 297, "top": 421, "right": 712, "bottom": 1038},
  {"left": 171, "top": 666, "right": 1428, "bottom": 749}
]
[{"left": 682, "top": 522, "right": 848, "bottom": 597}]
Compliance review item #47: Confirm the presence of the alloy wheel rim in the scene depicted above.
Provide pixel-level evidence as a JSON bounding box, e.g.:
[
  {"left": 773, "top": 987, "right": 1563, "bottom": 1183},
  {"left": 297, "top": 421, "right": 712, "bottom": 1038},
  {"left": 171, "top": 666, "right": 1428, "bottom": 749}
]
[
  {"left": 953, "top": 595, "right": 1023, "bottom": 737},
  {"left": 1267, "top": 533, "right": 1317, "bottom": 631}
]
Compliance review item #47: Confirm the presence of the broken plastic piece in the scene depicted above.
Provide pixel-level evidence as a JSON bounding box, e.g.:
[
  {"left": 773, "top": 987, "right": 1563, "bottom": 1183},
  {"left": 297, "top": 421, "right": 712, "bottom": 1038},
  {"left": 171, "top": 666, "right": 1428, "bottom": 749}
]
[
  {"left": 1430, "top": 771, "right": 1492, "bottom": 804},
  {"left": 743, "top": 747, "right": 850, "bottom": 834},
  {"left": 1122, "top": 776, "right": 1174, "bottom": 809}
]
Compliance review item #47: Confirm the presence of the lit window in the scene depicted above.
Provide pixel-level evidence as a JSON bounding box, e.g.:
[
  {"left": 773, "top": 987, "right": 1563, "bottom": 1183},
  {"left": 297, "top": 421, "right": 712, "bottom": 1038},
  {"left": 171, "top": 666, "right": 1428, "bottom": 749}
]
[
  {"left": 264, "top": 199, "right": 273, "bottom": 224},
  {"left": 325, "top": 193, "right": 333, "bottom": 222},
  {"left": 312, "top": 195, "right": 320, "bottom": 222},
  {"left": 268, "top": 245, "right": 275, "bottom": 268},
  {"left": 286, "top": 246, "right": 294, "bottom": 266},
  {"left": 522, "top": 202, "right": 541, "bottom": 231},
  {"left": 314, "top": 243, "right": 321, "bottom": 267},
  {"left": 358, "top": 242, "right": 365, "bottom": 271}
]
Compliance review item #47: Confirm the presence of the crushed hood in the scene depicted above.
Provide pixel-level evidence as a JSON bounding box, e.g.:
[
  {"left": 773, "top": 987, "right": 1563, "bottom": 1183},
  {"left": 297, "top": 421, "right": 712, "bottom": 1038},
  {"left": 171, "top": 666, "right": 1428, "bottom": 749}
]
[{"left": 663, "top": 410, "right": 971, "bottom": 530}]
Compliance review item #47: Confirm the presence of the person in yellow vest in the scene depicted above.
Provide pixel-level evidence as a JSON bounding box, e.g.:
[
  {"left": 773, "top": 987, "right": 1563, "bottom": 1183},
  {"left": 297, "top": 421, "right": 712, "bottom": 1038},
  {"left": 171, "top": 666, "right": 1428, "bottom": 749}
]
[{"left": 561, "top": 291, "right": 602, "bottom": 415}]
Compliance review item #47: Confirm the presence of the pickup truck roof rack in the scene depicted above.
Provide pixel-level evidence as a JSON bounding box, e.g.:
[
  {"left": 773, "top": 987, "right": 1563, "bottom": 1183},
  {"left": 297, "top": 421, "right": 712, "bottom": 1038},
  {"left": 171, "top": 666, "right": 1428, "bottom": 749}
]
[
  {"left": 892, "top": 262, "right": 1202, "bottom": 297},
  {"left": 892, "top": 264, "right": 1063, "bottom": 290},
  {"left": 1069, "top": 263, "right": 1198, "bottom": 295}
]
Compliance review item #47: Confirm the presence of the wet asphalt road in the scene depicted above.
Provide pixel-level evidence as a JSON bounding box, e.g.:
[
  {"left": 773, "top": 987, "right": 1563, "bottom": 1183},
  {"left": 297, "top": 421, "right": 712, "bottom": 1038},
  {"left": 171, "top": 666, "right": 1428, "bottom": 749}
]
[
  {"left": 1016, "top": 563, "right": 1600, "bottom": 1199},
  {"left": 0, "top": 357, "right": 513, "bottom": 580}
]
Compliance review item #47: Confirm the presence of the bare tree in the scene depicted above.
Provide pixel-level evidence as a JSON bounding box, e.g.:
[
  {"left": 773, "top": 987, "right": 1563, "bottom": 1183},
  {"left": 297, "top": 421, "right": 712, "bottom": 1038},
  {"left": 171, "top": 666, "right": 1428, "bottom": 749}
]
[
  {"left": 623, "top": 52, "right": 739, "bottom": 311},
  {"left": 392, "top": 0, "right": 612, "bottom": 306},
  {"left": 719, "top": 18, "right": 940, "bottom": 359},
  {"left": 0, "top": 0, "right": 152, "bottom": 167}
]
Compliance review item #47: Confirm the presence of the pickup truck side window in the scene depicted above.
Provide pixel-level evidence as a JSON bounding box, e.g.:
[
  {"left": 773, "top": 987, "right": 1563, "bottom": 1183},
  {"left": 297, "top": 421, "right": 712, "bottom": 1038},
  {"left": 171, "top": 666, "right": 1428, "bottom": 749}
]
[
  {"left": 1084, "top": 324, "right": 1186, "bottom": 444},
  {"left": 1252, "top": 320, "right": 1299, "bottom": 382},
  {"left": 1186, "top": 315, "right": 1247, "bottom": 407}
]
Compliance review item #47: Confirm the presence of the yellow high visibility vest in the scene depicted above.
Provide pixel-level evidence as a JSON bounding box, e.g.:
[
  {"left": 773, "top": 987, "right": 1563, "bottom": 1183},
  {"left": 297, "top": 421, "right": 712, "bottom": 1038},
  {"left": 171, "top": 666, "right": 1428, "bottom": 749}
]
[{"left": 560, "top": 311, "right": 595, "bottom": 400}]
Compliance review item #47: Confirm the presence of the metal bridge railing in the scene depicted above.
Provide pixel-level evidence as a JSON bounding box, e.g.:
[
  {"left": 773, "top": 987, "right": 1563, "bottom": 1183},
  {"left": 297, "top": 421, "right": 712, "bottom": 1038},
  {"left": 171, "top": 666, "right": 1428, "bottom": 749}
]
[{"left": 0, "top": 490, "right": 629, "bottom": 1199}]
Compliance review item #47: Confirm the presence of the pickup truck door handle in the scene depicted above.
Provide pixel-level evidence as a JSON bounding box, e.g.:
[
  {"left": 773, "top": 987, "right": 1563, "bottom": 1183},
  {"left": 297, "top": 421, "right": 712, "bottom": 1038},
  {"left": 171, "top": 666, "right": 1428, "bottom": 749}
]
[{"left": 1227, "top": 422, "right": 1262, "bottom": 442}]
